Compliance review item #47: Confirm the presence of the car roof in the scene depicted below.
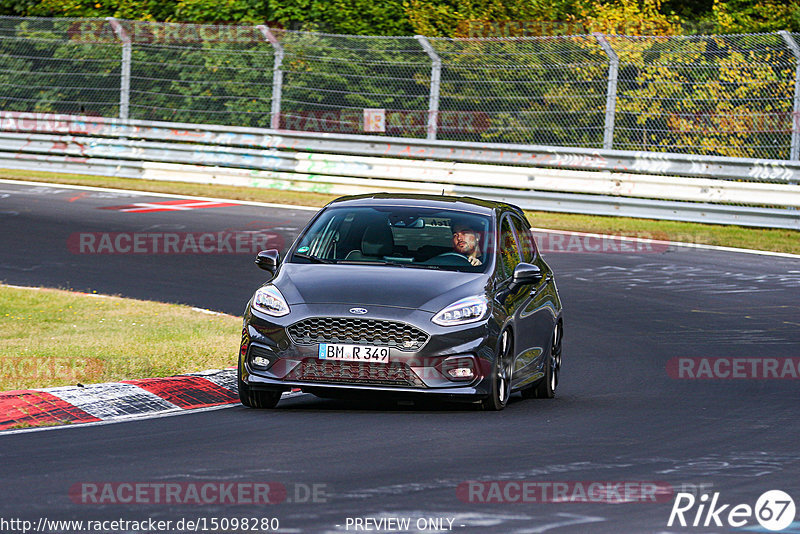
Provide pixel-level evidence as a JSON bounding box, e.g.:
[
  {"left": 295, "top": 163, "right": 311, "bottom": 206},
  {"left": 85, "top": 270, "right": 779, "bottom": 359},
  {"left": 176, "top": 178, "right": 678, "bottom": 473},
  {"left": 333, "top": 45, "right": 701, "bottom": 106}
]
[{"left": 325, "top": 193, "right": 522, "bottom": 216}]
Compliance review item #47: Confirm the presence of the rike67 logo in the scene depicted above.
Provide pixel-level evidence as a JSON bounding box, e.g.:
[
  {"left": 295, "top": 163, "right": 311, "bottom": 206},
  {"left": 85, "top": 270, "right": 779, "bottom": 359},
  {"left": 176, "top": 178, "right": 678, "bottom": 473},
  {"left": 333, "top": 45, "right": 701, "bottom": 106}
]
[{"left": 668, "top": 490, "right": 796, "bottom": 531}]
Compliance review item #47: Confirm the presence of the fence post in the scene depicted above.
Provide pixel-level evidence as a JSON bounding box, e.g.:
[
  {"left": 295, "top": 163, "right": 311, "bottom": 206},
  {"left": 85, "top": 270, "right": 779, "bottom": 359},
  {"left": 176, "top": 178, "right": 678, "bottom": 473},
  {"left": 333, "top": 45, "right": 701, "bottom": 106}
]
[
  {"left": 415, "top": 35, "right": 441, "bottom": 141},
  {"left": 257, "top": 25, "right": 284, "bottom": 130},
  {"left": 594, "top": 33, "right": 619, "bottom": 151},
  {"left": 779, "top": 31, "right": 800, "bottom": 161},
  {"left": 106, "top": 17, "right": 131, "bottom": 121}
]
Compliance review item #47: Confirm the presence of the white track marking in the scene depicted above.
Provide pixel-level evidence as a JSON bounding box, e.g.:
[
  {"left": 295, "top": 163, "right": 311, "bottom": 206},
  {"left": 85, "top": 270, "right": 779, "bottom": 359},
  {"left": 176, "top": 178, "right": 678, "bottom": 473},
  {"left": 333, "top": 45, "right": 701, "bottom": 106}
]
[
  {"left": 0, "top": 178, "right": 319, "bottom": 211},
  {"left": 44, "top": 382, "right": 179, "bottom": 419},
  {"left": 0, "top": 403, "right": 238, "bottom": 436},
  {"left": 1, "top": 177, "right": 796, "bottom": 258}
]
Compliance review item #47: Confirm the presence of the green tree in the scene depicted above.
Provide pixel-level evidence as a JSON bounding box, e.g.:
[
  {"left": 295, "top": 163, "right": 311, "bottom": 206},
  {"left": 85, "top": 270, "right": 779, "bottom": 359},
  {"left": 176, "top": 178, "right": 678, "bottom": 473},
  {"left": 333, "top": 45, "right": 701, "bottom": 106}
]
[
  {"left": 702, "top": 0, "right": 800, "bottom": 33},
  {"left": 403, "top": 0, "right": 579, "bottom": 37},
  {"left": 172, "top": 0, "right": 271, "bottom": 24},
  {"left": 269, "top": 0, "right": 413, "bottom": 35},
  {"left": 576, "top": 0, "right": 683, "bottom": 35}
]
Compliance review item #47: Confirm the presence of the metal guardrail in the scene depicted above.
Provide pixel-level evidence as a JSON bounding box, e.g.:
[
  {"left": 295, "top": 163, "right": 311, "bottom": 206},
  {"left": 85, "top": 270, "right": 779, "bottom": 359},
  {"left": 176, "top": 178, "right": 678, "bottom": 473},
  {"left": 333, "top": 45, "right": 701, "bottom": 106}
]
[
  {"left": 0, "top": 113, "right": 798, "bottom": 230},
  {"left": 2, "top": 112, "right": 798, "bottom": 183},
  {"left": 2, "top": 131, "right": 799, "bottom": 207}
]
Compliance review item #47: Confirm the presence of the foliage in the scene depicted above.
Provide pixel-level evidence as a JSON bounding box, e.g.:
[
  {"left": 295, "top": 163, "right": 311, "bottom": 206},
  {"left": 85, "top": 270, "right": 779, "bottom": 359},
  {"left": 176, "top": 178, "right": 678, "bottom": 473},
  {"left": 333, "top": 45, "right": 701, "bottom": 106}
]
[
  {"left": 403, "top": 0, "right": 579, "bottom": 38},
  {"left": 172, "top": 0, "right": 271, "bottom": 24},
  {"left": 0, "top": 1, "right": 797, "bottom": 158},
  {"left": 607, "top": 34, "right": 794, "bottom": 157},
  {"left": 702, "top": 0, "right": 800, "bottom": 34},
  {"left": 574, "top": 0, "right": 683, "bottom": 36},
  {"left": 270, "top": 0, "right": 413, "bottom": 35},
  {"left": 2, "top": 0, "right": 799, "bottom": 35}
]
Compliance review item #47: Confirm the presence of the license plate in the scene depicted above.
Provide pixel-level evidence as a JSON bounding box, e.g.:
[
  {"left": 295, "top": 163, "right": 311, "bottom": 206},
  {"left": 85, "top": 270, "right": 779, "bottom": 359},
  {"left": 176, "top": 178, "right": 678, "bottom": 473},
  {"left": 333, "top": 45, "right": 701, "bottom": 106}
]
[{"left": 318, "top": 343, "right": 389, "bottom": 363}]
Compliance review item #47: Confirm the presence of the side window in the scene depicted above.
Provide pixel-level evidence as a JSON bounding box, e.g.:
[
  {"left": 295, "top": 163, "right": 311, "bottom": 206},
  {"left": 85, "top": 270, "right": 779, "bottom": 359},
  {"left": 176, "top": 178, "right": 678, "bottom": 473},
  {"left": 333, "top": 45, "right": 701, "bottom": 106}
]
[
  {"left": 511, "top": 216, "right": 536, "bottom": 263},
  {"left": 499, "top": 217, "right": 522, "bottom": 280}
]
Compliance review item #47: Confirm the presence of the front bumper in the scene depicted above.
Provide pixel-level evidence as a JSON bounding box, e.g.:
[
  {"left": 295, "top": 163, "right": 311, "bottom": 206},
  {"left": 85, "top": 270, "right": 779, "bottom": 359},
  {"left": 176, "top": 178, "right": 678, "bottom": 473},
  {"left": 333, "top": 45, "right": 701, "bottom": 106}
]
[{"left": 240, "top": 303, "right": 497, "bottom": 400}]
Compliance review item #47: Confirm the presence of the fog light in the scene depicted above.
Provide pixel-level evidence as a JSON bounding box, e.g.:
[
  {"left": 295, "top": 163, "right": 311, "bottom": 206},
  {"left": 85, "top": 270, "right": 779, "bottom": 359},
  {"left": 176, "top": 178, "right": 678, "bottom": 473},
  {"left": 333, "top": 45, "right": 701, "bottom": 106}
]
[
  {"left": 447, "top": 367, "right": 474, "bottom": 379},
  {"left": 252, "top": 356, "right": 270, "bottom": 368},
  {"left": 248, "top": 344, "right": 276, "bottom": 371},
  {"left": 442, "top": 356, "right": 477, "bottom": 382}
]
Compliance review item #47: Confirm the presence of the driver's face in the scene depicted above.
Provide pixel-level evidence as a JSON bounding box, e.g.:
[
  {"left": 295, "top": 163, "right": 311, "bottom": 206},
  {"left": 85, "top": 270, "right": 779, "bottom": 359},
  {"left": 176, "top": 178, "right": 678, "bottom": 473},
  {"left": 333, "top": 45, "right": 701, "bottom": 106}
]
[{"left": 453, "top": 228, "right": 479, "bottom": 255}]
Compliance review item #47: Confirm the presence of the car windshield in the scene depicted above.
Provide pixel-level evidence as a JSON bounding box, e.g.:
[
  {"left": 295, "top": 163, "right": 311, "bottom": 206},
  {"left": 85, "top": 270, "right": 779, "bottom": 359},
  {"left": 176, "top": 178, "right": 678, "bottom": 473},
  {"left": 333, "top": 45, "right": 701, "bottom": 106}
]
[{"left": 291, "top": 206, "right": 494, "bottom": 273}]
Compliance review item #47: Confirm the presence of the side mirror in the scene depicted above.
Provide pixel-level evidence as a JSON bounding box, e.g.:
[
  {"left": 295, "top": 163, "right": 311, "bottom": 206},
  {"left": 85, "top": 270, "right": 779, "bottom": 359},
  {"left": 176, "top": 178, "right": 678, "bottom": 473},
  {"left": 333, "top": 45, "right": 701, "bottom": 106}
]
[
  {"left": 511, "top": 262, "right": 543, "bottom": 287},
  {"left": 255, "top": 249, "right": 280, "bottom": 273}
]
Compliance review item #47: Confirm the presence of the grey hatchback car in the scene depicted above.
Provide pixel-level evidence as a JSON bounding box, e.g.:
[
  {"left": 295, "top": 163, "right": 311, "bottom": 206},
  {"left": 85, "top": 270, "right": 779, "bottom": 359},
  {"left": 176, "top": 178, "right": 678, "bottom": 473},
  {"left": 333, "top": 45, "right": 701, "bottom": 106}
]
[{"left": 238, "top": 194, "right": 563, "bottom": 410}]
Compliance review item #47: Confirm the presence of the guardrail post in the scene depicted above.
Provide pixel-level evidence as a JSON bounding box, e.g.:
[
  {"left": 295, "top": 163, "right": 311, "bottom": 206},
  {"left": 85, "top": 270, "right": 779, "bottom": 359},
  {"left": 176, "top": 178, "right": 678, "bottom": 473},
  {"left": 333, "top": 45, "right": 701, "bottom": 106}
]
[
  {"left": 415, "top": 35, "right": 441, "bottom": 141},
  {"left": 779, "top": 31, "right": 800, "bottom": 161},
  {"left": 257, "top": 25, "right": 284, "bottom": 130},
  {"left": 107, "top": 17, "right": 131, "bottom": 121},
  {"left": 594, "top": 33, "right": 619, "bottom": 151}
]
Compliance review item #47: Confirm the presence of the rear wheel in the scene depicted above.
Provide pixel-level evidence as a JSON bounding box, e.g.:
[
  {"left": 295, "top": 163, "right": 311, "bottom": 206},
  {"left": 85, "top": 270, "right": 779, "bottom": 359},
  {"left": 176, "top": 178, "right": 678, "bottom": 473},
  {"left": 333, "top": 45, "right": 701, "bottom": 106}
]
[
  {"left": 480, "top": 330, "right": 513, "bottom": 411},
  {"left": 525, "top": 321, "right": 561, "bottom": 399},
  {"left": 238, "top": 360, "right": 282, "bottom": 409}
]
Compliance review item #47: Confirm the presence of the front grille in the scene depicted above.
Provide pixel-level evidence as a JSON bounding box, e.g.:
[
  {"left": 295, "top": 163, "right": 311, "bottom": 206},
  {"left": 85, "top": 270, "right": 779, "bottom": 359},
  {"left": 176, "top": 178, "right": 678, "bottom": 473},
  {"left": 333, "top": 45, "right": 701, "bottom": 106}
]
[
  {"left": 287, "top": 317, "right": 429, "bottom": 352},
  {"left": 285, "top": 359, "right": 425, "bottom": 387}
]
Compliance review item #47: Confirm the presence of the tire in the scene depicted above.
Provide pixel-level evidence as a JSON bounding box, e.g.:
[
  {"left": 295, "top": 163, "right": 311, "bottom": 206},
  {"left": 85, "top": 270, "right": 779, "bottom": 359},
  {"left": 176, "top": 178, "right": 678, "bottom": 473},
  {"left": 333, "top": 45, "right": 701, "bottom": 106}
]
[
  {"left": 238, "top": 360, "right": 282, "bottom": 409},
  {"left": 524, "top": 321, "right": 561, "bottom": 399},
  {"left": 480, "top": 330, "right": 513, "bottom": 411}
]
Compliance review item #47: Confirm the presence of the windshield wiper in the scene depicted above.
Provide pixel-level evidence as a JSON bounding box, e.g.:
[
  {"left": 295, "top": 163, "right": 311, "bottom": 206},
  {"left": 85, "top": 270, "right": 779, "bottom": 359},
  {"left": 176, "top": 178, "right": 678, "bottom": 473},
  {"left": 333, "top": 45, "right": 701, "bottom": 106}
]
[
  {"left": 293, "top": 252, "right": 336, "bottom": 264},
  {"left": 338, "top": 259, "right": 442, "bottom": 270},
  {"left": 395, "top": 262, "right": 442, "bottom": 270}
]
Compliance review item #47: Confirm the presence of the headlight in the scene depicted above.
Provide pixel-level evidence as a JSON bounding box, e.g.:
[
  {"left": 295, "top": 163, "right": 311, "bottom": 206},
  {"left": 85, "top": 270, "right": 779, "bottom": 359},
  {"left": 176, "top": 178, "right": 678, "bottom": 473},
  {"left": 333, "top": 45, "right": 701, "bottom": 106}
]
[
  {"left": 432, "top": 295, "right": 488, "bottom": 326},
  {"left": 252, "top": 285, "right": 290, "bottom": 317}
]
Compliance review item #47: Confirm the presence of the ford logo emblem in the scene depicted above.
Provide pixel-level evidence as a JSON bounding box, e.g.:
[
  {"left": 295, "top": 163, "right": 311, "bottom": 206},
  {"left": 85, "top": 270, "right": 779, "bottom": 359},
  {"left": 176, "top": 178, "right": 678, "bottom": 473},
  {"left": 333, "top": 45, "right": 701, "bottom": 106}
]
[{"left": 349, "top": 307, "right": 368, "bottom": 315}]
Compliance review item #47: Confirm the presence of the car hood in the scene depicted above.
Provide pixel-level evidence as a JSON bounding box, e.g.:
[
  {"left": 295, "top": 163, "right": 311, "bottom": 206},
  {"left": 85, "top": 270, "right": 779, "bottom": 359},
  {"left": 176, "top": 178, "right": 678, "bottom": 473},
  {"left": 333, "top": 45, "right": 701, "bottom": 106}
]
[{"left": 271, "top": 263, "right": 489, "bottom": 313}]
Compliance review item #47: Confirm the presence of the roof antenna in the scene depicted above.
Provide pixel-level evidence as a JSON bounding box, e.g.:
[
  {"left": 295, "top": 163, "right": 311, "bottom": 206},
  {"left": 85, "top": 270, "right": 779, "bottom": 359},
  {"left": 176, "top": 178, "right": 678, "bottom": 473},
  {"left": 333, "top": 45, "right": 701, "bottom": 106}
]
[{"left": 441, "top": 188, "right": 445, "bottom": 196}]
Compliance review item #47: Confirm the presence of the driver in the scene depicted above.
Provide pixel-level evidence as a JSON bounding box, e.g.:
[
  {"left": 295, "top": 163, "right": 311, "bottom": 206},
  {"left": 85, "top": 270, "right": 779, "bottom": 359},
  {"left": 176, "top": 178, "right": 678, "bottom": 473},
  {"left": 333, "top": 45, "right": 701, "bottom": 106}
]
[{"left": 451, "top": 220, "right": 483, "bottom": 266}]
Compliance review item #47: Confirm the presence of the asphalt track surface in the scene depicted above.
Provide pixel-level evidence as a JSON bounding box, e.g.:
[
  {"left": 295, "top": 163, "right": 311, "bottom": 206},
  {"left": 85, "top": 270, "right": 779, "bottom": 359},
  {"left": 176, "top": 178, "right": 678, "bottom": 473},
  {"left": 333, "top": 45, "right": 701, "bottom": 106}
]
[{"left": 1, "top": 181, "right": 799, "bottom": 533}]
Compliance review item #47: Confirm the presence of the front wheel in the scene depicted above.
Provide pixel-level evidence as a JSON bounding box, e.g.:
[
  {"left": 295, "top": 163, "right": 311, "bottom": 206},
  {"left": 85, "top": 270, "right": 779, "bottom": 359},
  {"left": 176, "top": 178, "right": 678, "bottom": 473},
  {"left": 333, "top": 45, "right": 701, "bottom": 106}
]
[
  {"left": 238, "top": 360, "right": 282, "bottom": 409},
  {"left": 480, "top": 330, "right": 513, "bottom": 411}
]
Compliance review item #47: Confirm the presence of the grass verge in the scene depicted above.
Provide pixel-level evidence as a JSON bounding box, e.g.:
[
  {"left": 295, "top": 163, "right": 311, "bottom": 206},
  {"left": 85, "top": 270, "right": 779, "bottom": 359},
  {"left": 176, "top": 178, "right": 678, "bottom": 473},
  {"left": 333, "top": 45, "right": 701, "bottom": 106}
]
[
  {"left": 1, "top": 168, "right": 798, "bottom": 255},
  {"left": 0, "top": 285, "right": 241, "bottom": 391}
]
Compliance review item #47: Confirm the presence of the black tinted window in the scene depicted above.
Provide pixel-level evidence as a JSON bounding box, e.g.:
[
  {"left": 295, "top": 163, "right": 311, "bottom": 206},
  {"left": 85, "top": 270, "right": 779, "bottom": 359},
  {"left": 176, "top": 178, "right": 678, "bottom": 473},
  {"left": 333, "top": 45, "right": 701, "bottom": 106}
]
[
  {"left": 499, "top": 217, "right": 522, "bottom": 279},
  {"left": 511, "top": 216, "right": 536, "bottom": 263}
]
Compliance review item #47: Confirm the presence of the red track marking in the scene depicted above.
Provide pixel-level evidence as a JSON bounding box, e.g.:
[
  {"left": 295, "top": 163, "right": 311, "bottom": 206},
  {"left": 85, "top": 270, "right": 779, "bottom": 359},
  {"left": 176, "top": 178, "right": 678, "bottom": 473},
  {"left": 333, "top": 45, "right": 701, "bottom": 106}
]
[
  {"left": 0, "top": 390, "right": 100, "bottom": 430},
  {"left": 68, "top": 192, "right": 88, "bottom": 202},
  {"left": 122, "top": 376, "right": 238, "bottom": 409},
  {"left": 100, "top": 199, "right": 239, "bottom": 213}
]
